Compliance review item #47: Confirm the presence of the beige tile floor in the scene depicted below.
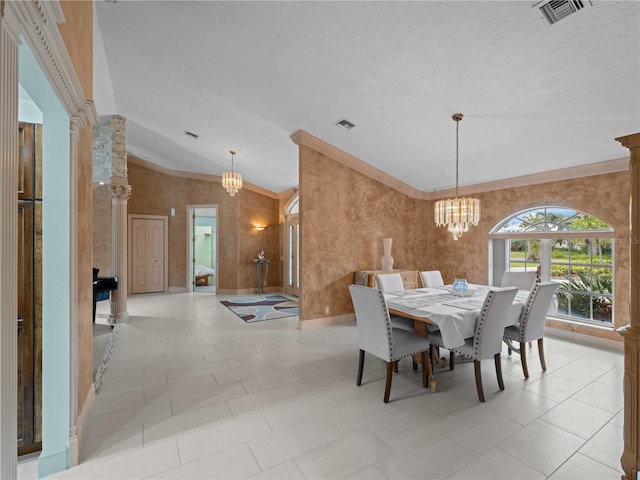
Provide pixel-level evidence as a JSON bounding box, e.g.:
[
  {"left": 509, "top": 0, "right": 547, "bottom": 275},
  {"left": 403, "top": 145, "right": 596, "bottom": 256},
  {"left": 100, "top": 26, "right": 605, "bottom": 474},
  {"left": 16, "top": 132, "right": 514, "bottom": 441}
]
[{"left": 18, "top": 291, "right": 625, "bottom": 479}]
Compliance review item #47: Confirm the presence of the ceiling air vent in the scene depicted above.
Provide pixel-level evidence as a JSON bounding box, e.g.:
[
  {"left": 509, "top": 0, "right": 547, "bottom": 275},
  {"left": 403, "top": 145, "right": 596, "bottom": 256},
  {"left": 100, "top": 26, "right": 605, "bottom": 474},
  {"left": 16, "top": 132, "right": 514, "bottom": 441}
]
[
  {"left": 533, "top": 0, "right": 593, "bottom": 26},
  {"left": 334, "top": 118, "right": 356, "bottom": 131}
]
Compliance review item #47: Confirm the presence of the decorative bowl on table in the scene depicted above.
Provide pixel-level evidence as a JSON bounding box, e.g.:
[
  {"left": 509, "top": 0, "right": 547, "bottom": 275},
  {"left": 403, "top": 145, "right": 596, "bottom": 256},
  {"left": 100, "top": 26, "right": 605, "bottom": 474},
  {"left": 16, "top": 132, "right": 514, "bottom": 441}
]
[{"left": 449, "top": 279, "right": 475, "bottom": 297}]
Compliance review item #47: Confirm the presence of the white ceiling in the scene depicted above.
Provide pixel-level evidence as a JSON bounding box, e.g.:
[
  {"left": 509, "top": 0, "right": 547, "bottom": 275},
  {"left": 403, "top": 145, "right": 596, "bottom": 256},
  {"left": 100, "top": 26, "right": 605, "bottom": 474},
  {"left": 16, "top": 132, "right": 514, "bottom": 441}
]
[{"left": 93, "top": 0, "right": 640, "bottom": 194}]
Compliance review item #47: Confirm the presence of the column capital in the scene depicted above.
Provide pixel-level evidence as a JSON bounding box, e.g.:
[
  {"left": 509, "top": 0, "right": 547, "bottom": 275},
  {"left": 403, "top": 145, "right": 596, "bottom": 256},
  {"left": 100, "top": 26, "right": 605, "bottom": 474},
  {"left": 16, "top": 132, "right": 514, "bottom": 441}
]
[
  {"left": 107, "top": 184, "right": 132, "bottom": 201},
  {"left": 617, "top": 132, "right": 640, "bottom": 150}
]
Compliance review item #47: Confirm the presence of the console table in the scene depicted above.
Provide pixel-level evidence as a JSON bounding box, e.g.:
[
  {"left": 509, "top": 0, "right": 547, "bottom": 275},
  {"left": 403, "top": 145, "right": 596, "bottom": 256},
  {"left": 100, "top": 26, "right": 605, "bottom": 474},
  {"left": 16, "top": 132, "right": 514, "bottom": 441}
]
[
  {"left": 253, "top": 258, "right": 269, "bottom": 294},
  {"left": 355, "top": 269, "right": 418, "bottom": 289}
]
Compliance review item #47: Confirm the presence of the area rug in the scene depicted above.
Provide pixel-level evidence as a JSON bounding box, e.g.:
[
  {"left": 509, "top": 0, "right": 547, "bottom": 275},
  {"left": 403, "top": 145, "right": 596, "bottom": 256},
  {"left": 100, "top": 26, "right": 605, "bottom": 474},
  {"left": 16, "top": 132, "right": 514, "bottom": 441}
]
[{"left": 221, "top": 295, "right": 299, "bottom": 323}]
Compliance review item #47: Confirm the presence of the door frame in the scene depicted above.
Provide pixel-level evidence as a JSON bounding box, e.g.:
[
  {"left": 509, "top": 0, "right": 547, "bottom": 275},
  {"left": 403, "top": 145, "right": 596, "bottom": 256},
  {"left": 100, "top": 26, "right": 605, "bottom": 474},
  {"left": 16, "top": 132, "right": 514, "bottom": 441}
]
[
  {"left": 283, "top": 195, "right": 300, "bottom": 297},
  {"left": 127, "top": 214, "right": 169, "bottom": 294},
  {"left": 186, "top": 204, "right": 219, "bottom": 292}
]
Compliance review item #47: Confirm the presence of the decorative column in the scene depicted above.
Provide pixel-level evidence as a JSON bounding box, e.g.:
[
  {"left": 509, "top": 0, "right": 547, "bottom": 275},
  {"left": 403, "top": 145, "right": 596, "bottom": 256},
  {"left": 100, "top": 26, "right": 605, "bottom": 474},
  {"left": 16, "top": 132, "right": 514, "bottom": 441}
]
[
  {"left": 617, "top": 131, "right": 640, "bottom": 480},
  {"left": 108, "top": 184, "right": 132, "bottom": 324},
  {"left": 0, "top": 1, "right": 20, "bottom": 477},
  {"left": 93, "top": 115, "right": 129, "bottom": 324}
]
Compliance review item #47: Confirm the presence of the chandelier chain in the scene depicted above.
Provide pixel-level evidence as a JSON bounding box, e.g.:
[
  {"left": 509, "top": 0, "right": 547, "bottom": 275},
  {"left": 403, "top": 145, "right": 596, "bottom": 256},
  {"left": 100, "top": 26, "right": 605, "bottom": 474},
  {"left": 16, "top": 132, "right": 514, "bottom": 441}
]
[{"left": 455, "top": 118, "right": 459, "bottom": 198}]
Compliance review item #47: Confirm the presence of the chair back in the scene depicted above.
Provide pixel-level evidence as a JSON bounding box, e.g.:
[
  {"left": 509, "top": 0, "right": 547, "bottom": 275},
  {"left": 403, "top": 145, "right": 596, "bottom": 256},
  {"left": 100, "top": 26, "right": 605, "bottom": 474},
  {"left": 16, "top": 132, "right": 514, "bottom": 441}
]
[
  {"left": 501, "top": 271, "right": 537, "bottom": 291},
  {"left": 473, "top": 287, "right": 518, "bottom": 360},
  {"left": 419, "top": 270, "right": 445, "bottom": 287},
  {"left": 376, "top": 273, "right": 405, "bottom": 293},
  {"left": 519, "top": 281, "right": 559, "bottom": 342},
  {"left": 349, "top": 284, "right": 394, "bottom": 362}
]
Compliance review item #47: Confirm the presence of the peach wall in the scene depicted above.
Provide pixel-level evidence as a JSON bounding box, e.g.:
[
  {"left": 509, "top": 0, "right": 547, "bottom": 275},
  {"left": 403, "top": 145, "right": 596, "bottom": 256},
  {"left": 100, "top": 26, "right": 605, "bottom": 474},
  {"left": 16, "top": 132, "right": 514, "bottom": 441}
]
[
  {"left": 92, "top": 185, "right": 112, "bottom": 276},
  {"left": 58, "top": 0, "right": 94, "bottom": 415},
  {"left": 299, "top": 145, "right": 431, "bottom": 322},
  {"left": 127, "top": 160, "right": 281, "bottom": 291},
  {"left": 299, "top": 142, "right": 629, "bottom": 342},
  {"left": 431, "top": 171, "right": 630, "bottom": 342}
]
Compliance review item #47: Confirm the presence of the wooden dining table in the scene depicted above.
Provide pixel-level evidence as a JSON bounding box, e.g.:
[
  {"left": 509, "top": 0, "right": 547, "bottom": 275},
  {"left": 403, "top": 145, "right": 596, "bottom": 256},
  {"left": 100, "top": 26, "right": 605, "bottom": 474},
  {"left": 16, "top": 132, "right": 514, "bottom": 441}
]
[{"left": 385, "top": 284, "right": 529, "bottom": 392}]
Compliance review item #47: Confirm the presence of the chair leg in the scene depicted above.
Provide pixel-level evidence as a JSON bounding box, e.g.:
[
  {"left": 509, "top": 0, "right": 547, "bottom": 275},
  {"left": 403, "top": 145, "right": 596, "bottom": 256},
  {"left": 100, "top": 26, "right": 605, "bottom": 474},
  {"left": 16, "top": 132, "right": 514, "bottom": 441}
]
[
  {"left": 394, "top": 361, "right": 398, "bottom": 373},
  {"left": 474, "top": 360, "right": 485, "bottom": 402},
  {"left": 429, "top": 344, "right": 436, "bottom": 373},
  {"left": 520, "top": 341, "right": 529, "bottom": 379},
  {"left": 538, "top": 338, "right": 547, "bottom": 371},
  {"left": 421, "top": 351, "right": 428, "bottom": 388},
  {"left": 495, "top": 353, "right": 505, "bottom": 391},
  {"left": 413, "top": 358, "right": 418, "bottom": 371},
  {"left": 356, "top": 349, "right": 365, "bottom": 386},
  {"left": 384, "top": 362, "right": 394, "bottom": 403},
  {"left": 449, "top": 351, "right": 455, "bottom": 370}
]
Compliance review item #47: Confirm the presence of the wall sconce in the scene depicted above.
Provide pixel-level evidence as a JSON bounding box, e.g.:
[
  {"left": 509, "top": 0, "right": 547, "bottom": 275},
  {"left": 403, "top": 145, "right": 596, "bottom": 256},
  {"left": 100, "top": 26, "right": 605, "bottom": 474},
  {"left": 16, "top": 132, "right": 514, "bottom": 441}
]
[{"left": 253, "top": 224, "right": 267, "bottom": 231}]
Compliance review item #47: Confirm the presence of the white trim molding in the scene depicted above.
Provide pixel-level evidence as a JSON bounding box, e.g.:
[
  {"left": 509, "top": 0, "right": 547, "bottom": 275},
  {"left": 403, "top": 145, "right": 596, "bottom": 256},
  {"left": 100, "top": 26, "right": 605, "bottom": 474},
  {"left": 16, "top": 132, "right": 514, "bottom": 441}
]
[
  {"left": 1, "top": 1, "right": 97, "bottom": 477},
  {"left": 0, "top": 3, "right": 20, "bottom": 477}
]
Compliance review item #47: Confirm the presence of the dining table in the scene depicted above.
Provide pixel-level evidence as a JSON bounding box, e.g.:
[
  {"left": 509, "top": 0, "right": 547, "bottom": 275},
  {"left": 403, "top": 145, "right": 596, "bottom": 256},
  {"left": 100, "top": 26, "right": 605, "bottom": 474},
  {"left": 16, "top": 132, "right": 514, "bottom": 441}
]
[{"left": 385, "top": 284, "right": 529, "bottom": 392}]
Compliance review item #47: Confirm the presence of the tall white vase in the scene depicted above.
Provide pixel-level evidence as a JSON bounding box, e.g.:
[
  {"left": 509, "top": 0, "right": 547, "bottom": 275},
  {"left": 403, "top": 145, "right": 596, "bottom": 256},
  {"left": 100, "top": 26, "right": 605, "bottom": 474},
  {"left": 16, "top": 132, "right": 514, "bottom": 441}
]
[{"left": 381, "top": 237, "right": 394, "bottom": 271}]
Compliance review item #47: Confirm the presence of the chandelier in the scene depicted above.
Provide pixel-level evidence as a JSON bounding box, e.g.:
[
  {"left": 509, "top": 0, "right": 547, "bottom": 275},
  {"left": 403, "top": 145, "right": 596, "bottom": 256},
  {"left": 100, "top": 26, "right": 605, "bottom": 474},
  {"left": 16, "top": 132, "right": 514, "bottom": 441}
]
[
  {"left": 222, "top": 150, "right": 243, "bottom": 197},
  {"left": 434, "top": 113, "right": 480, "bottom": 240}
]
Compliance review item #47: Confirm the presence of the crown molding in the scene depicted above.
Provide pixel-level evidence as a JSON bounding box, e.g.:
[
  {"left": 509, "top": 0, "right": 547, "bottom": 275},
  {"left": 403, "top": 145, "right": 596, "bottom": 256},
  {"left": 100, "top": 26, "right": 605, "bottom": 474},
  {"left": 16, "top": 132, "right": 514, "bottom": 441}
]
[
  {"left": 290, "top": 129, "right": 428, "bottom": 200},
  {"left": 127, "top": 155, "right": 280, "bottom": 199},
  {"left": 428, "top": 157, "right": 630, "bottom": 200},
  {"left": 616, "top": 132, "right": 640, "bottom": 150},
  {"left": 7, "top": 0, "right": 97, "bottom": 126},
  {"left": 291, "top": 129, "right": 629, "bottom": 201}
]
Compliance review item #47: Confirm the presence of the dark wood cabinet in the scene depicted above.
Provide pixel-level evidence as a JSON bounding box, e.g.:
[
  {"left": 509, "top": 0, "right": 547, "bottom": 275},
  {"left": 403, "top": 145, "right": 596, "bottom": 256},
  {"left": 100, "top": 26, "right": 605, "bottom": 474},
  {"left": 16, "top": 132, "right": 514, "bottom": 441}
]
[{"left": 17, "top": 122, "right": 42, "bottom": 455}]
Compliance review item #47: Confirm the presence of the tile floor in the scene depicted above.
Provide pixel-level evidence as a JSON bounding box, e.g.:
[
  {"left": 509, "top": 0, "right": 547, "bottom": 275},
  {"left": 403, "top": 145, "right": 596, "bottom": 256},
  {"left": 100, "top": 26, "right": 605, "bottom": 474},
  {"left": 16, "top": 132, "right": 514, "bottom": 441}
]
[{"left": 18, "top": 291, "right": 625, "bottom": 479}]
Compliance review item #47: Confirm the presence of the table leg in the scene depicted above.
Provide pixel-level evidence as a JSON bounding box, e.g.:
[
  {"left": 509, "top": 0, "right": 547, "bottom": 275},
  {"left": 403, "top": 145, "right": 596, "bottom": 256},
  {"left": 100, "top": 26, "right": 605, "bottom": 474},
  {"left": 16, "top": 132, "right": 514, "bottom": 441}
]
[{"left": 432, "top": 347, "right": 448, "bottom": 368}]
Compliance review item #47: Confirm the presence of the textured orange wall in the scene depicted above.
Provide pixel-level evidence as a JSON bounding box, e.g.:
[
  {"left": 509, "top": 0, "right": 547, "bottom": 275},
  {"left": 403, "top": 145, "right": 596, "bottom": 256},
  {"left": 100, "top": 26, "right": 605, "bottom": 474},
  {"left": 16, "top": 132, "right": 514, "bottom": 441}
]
[
  {"left": 92, "top": 186, "right": 112, "bottom": 276},
  {"left": 299, "top": 145, "right": 431, "bottom": 322},
  {"left": 431, "top": 171, "right": 629, "bottom": 342},
  {"left": 58, "top": 0, "right": 94, "bottom": 414},
  {"left": 299, "top": 142, "right": 629, "bottom": 342},
  {"left": 58, "top": 1, "right": 93, "bottom": 99},
  {"left": 127, "top": 160, "right": 281, "bottom": 291}
]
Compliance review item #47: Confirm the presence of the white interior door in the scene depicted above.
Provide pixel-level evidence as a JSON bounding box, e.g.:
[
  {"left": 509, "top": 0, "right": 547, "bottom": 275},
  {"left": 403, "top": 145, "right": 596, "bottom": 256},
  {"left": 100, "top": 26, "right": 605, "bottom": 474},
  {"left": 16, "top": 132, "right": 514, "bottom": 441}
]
[{"left": 131, "top": 217, "right": 166, "bottom": 293}]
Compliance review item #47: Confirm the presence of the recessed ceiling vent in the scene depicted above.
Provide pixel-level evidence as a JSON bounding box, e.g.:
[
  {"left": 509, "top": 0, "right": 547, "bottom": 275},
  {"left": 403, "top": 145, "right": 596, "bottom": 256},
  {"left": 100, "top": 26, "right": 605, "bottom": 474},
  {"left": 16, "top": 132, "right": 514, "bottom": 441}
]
[
  {"left": 334, "top": 118, "right": 356, "bottom": 131},
  {"left": 533, "top": 0, "right": 593, "bottom": 26},
  {"left": 184, "top": 130, "right": 199, "bottom": 140}
]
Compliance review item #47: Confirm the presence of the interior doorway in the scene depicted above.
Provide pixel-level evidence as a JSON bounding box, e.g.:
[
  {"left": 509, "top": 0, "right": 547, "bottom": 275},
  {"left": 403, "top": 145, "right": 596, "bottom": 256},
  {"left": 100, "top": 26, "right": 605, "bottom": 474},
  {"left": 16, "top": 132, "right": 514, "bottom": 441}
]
[
  {"left": 284, "top": 196, "right": 300, "bottom": 297},
  {"left": 189, "top": 206, "right": 217, "bottom": 293}
]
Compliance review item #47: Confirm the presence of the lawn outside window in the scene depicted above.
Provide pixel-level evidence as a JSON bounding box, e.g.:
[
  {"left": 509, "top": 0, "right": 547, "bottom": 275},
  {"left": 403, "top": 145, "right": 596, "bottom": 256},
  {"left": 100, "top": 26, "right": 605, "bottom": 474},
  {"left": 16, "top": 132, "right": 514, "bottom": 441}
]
[{"left": 491, "top": 207, "right": 614, "bottom": 326}]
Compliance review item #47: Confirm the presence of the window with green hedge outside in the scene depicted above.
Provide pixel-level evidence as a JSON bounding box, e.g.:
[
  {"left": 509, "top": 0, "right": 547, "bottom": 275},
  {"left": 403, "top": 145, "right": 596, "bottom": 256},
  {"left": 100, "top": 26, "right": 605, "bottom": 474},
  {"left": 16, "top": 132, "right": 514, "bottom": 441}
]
[{"left": 489, "top": 207, "right": 614, "bottom": 325}]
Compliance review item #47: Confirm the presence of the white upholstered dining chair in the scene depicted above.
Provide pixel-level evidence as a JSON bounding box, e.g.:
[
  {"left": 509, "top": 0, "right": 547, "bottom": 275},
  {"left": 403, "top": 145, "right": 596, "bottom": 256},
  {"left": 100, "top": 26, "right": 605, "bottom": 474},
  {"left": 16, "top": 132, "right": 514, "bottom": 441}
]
[
  {"left": 375, "top": 274, "right": 415, "bottom": 332},
  {"left": 503, "top": 281, "right": 559, "bottom": 379},
  {"left": 419, "top": 270, "right": 445, "bottom": 288},
  {"left": 500, "top": 271, "right": 538, "bottom": 291},
  {"left": 348, "top": 285, "right": 430, "bottom": 403},
  {"left": 428, "top": 287, "right": 518, "bottom": 402}
]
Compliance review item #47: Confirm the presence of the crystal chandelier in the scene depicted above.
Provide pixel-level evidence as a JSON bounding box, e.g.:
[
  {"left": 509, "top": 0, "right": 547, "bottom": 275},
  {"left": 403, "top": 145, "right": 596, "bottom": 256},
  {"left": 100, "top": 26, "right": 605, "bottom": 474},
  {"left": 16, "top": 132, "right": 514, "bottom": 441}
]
[
  {"left": 434, "top": 113, "right": 480, "bottom": 240},
  {"left": 222, "top": 150, "right": 243, "bottom": 197}
]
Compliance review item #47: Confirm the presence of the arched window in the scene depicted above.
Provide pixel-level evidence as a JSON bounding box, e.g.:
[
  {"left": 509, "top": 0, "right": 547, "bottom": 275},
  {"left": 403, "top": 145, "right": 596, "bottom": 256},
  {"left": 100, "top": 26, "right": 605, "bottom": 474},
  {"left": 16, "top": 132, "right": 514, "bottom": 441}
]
[{"left": 489, "top": 207, "right": 614, "bottom": 325}]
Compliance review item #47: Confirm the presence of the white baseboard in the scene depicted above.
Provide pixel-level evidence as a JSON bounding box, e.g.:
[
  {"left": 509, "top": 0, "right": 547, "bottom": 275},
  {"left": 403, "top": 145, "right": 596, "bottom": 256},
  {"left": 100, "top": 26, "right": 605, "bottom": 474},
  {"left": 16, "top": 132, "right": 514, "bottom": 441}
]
[
  {"left": 168, "top": 286, "right": 189, "bottom": 293},
  {"left": 217, "top": 287, "right": 282, "bottom": 295},
  {"left": 298, "top": 313, "right": 355, "bottom": 329},
  {"left": 546, "top": 326, "right": 624, "bottom": 352}
]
